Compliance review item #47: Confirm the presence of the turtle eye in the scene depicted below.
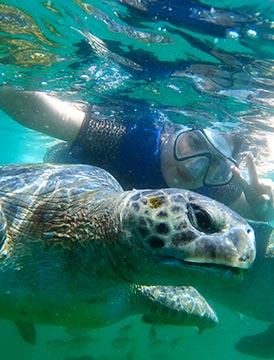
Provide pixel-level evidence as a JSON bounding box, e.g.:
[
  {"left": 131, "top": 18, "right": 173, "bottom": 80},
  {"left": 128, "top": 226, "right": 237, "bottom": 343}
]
[{"left": 187, "top": 204, "right": 217, "bottom": 234}]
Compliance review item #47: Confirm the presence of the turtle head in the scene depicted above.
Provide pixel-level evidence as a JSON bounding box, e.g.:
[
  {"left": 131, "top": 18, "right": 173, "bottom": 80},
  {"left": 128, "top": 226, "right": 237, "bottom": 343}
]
[{"left": 119, "top": 188, "right": 255, "bottom": 286}]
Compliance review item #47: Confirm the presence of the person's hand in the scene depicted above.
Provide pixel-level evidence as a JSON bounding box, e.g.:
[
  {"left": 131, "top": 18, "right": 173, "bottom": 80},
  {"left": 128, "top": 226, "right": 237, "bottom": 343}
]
[{"left": 232, "top": 153, "right": 274, "bottom": 221}]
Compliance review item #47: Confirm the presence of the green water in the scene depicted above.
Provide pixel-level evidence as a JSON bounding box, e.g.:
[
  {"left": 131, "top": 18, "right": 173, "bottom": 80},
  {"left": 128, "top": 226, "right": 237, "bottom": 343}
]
[
  {"left": 0, "top": 308, "right": 268, "bottom": 360},
  {"left": 0, "top": 0, "right": 274, "bottom": 359}
]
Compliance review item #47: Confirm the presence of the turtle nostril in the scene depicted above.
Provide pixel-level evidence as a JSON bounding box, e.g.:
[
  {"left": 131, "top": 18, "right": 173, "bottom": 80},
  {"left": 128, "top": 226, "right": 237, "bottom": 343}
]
[
  {"left": 239, "top": 255, "right": 249, "bottom": 262},
  {"left": 245, "top": 226, "right": 255, "bottom": 243}
]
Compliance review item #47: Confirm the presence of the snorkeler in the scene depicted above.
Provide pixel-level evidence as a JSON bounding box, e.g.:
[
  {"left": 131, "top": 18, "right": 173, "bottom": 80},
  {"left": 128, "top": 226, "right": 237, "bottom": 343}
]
[{"left": 0, "top": 87, "right": 273, "bottom": 221}]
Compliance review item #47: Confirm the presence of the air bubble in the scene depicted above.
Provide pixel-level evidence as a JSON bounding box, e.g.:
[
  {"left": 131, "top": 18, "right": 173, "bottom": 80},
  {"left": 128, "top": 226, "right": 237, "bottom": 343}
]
[
  {"left": 246, "top": 29, "right": 258, "bottom": 38},
  {"left": 228, "top": 30, "right": 239, "bottom": 40}
]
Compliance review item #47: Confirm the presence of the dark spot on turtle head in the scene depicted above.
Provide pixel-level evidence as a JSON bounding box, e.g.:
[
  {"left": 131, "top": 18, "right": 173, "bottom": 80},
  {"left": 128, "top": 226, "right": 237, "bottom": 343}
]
[
  {"left": 157, "top": 211, "right": 168, "bottom": 218},
  {"left": 132, "top": 202, "right": 140, "bottom": 211},
  {"left": 141, "top": 198, "right": 148, "bottom": 205},
  {"left": 156, "top": 222, "right": 170, "bottom": 235},
  {"left": 149, "top": 236, "right": 165, "bottom": 248},
  {"left": 188, "top": 195, "right": 196, "bottom": 201},
  {"left": 171, "top": 194, "right": 184, "bottom": 202},
  {"left": 205, "top": 244, "right": 217, "bottom": 258},
  {"left": 139, "top": 217, "right": 147, "bottom": 227},
  {"left": 174, "top": 220, "right": 188, "bottom": 231},
  {"left": 131, "top": 193, "right": 141, "bottom": 201},
  {"left": 127, "top": 214, "right": 136, "bottom": 223},
  {"left": 171, "top": 206, "right": 181, "bottom": 213},
  {"left": 138, "top": 226, "right": 150, "bottom": 237},
  {"left": 142, "top": 190, "right": 155, "bottom": 196},
  {"left": 172, "top": 230, "right": 197, "bottom": 246}
]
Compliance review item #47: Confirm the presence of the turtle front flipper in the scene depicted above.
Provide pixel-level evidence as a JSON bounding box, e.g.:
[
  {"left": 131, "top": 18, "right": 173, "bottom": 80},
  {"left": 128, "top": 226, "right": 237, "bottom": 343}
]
[{"left": 130, "top": 285, "right": 218, "bottom": 331}]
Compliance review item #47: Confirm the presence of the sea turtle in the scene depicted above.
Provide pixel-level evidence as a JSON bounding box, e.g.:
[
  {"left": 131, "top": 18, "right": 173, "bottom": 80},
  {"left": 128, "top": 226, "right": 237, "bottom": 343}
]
[{"left": 0, "top": 163, "right": 255, "bottom": 343}]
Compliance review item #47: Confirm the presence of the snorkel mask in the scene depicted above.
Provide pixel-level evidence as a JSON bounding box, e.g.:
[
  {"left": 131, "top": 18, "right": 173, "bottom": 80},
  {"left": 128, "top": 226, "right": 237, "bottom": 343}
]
[{"left": 174, "top": 129, "right": 238, "bottom": 186}]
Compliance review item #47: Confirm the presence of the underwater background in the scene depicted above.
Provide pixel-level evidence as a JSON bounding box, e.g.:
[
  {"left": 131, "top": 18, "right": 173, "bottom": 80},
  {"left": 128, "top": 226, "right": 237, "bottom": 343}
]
[{"left": 0, "top": 0, "right": 274, "bottom": 359}]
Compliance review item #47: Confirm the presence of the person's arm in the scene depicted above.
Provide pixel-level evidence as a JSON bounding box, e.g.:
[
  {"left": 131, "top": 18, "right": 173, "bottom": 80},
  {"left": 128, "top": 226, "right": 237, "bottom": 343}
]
[
  {"left": 0, "top": 87, "right": 85, "bottom": 143},
  {"left": 230, "top": 153, "right": 274, "bottom": 221}
]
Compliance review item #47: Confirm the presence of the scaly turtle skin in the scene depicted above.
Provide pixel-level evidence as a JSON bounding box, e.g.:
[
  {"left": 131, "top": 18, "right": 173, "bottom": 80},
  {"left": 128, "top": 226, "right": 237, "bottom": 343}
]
[{"left": 0, "top": 164, "right": 255, "bottom": 342}]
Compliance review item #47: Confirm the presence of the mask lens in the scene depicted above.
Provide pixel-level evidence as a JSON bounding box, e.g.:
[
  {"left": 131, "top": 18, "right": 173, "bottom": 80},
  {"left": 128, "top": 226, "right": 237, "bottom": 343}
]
[
  {"left": 174, "top": 130, "right": 237, "bottom": 186},
  {"left": 204, "top": 157, "right": 234, "bottom": 185},
  {"left": 182, "top": 156, "right": 209, "bottom": 178},
  {"left": 175, "top": 131, "right": 210, "bottom": 159},
  {"left": 178, "top": 156, "right": 209, "bottom": 186},
  {"left": 203, "top": 129, "right": 234, "bottom": 158}
]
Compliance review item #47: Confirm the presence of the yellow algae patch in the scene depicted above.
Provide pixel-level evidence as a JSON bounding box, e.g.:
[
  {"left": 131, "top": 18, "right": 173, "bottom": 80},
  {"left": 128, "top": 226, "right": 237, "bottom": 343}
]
[{"left": 147, "top": 197, "right": 164, "bottom": 209}]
